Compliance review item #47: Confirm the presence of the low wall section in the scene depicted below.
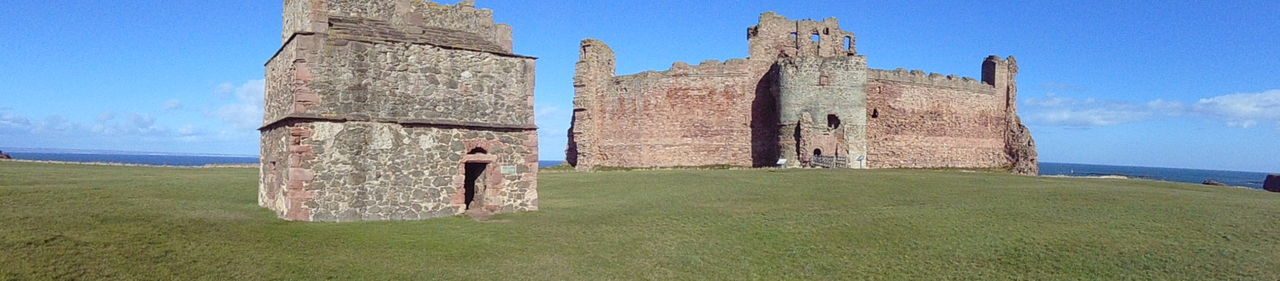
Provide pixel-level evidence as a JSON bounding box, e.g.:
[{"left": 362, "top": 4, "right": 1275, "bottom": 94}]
[{"left": 866, "top": 69, "right": 1010, "bottom": 169}]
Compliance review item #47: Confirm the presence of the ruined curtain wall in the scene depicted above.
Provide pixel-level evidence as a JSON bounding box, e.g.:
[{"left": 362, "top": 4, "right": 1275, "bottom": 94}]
[
  {"left": 866, "top": 69, "right": 1010, "bottom": 169},
  {"left": 575, "top": 59, "right": 775, "bottom": 169}
]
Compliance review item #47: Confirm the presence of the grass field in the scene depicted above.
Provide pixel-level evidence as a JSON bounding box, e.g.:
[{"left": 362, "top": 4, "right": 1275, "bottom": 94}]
[{"left": 2, "top": 161, "right": 1279, "bottom": 280}]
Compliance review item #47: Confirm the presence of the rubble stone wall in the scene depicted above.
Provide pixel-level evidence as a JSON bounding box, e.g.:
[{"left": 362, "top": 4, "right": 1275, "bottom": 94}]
[
  {"left": 283, "top": 0, "right": 512, "bottom": 52},
  {"left": 569, "top": 12, "right": 863, "bottom": 170},
  {"left": 776, "top": 56, "right": 869, "bottom": 168},
  {"left": 866, "top": 69, "right": 1010, "bottom": 169},
  {"left": 263, "top": 0, "right": 538, "bottom": 222},
  {"left": 570, "top": 42, "right": 776, "bottom": 169},
  {"left": 567, "top": 11, "right": 1038, "bottom": 174},
  {"left": 261, "top": 121, "right": 538, "bottom": 222},
  {"left": 748, "top": 12, "right": 857, "bottom": 59}
]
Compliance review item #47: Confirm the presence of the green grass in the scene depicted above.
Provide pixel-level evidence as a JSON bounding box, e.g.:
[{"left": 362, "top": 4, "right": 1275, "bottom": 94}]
[{"left": 2, "top": 161, "right": 1279, "bottom": 280}]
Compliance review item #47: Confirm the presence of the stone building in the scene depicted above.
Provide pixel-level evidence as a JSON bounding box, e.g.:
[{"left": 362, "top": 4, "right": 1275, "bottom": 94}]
[
  {"left": 260, "top": 0, "right": 539, "bottom": 222},
  {"left": 568, "top": 12, "right": 1038, "bottom": 174}
]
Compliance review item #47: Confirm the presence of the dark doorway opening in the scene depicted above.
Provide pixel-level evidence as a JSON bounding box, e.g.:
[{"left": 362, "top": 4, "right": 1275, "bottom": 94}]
[
  {"left": 814, "top": 149, "right": 823, "bottom": 156},
  {"left": 827, "top": 114, "right": 841, "bottom": 129},
  {"left": 463, "top": 162, "right": 487, "bottom": 209}
]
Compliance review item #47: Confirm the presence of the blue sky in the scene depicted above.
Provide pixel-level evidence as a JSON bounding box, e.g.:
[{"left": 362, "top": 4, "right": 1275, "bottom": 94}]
[{"left": 1, "top": 0, "right": 1277, "bottom": 172}]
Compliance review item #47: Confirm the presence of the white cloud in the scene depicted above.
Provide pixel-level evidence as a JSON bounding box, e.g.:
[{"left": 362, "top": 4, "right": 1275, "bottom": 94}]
[
  {"left": 90, "top": 113, "right": 166, "bottom": 136},
  {"left": 534, "top": 105, "right": 571, "bottom": 133},
  {"left": 177, "top": 125, "right": 199, "bottom": 136},
  {"left": 0, "top": 110, "right": 32, "bottom": 134},
  {"left": 1023, "top": 89, "right": 1280, "bottom": 129},
  {"left": 31, "top": 115, "right": 77, "bottom": 135},
  {"left": 209, "top": 79, "right": 265, "bottom": 130},
  {"left": 1022, "top": 93, "right": 1161, "bottom": 128},
  {"left": 97, "top": 112, "right": 116, "bottom": 121},
  {"left": 1146, "top": 99, "right": 1186, "bottom": 114},
  {"left": 163, "top": 99, "right": 183, "bottom": 111},
  {"left": 1031, "top": 107, "right": 1151, "bottom": 128},
  {"left": 1192, "top": 89, "right": 1280, "bottom": 127}
]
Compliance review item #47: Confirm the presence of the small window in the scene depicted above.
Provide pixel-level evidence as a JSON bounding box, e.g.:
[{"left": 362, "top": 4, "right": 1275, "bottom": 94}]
[
  {"left": 810, "top": 33, "right": 821, "bottom": 43},
  {"left": 789, "top": 32, "right": 798, "bottom": 39},
  {"left": 814, "top": 149, "right": 823, "bottom": 156},
  {"left": 872, "top": 109, "right": 879, "bottom": 118},
  {"left": 844, "top": 37, "right": 853, "bottom": 51},
  {"left": 827, "top": 114, "right": 841, "bottom": 129}
]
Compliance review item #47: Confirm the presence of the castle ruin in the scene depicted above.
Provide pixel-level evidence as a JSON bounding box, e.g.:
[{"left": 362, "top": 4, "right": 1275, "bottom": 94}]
[
  {"left": 260, "top": 0, "right": 539, "bottom": 222},
  {"left": 568, "top": 12, "right": 1038, "bottom": 174}
]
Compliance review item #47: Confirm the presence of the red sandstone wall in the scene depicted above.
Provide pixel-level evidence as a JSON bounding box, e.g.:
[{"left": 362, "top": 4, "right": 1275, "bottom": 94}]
[
  {"left": 866, "top": 75, "right": 1010, "bottom": 169},
  {"left": 582, "top": 60, "right": 774, "bottom": 168}
]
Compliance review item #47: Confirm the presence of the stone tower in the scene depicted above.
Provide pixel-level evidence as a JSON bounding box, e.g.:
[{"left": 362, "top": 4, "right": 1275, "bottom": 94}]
[
  {"left": 756, "top": 13, "right": 870, "bottom": 168},
  {"left": 259, "top": 0, "right": 539, "bottom": 222}
]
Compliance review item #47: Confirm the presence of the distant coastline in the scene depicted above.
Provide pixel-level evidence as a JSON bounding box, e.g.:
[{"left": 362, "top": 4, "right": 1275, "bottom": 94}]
[
  {"left": 0, "top": 150, "right": 1268, "bottom": 190},
  {"left": 1040, "top": 162, "right": 1269, "bottom": 190},
  {"left": 0, "top": 149, "right": 258, "bottom": 168},
  {"left": 1, "top": 159, "right": 257, "bottom": 169}
]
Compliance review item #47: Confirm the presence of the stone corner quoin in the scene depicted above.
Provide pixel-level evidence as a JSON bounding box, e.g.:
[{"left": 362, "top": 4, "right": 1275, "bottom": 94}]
[
  {"left": 259, "top": 0, "right": 539, "bottom": 222},
  {"left": 566, "top": 11, "right": 1038, "bottom": 175}
]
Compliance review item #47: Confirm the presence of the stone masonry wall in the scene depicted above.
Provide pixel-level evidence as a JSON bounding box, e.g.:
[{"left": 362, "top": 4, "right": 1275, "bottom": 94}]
[
  {"left": 776, "top": 55, "right": 869, "bottom": 168},
  {"left": 865, "top": 69, "right": 1010, "bottom": 169},
  {"left": 569, "top": 12, "right": 862, "bottom": 171},
  {"left": 263, "top": 0, "right": 539, "bottom": 221},
  {"left": 568, "top": 11, "right": 1037, "bottom": 174},
  {"left": 283, "top": 0, "right": 513, "bottom": 52},
  {"left": 265, "top": 33, "right": 535, "bottom": 129},
  {"left": 261, "top": 121, "right": 538, "bottom": 222},
  {"left": 748, "top": 12, "right": 856, "bottom": 59},
  {"left": 570, "top": 41, "right": 776, "bottom": 169},
  {"left": 304, "top": 36, "right": 533, "bottom": 127}
]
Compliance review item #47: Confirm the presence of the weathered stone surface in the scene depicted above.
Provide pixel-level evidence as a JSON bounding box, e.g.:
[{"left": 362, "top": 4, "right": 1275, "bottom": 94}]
[
  {"left": 262, "top": 0, "right": 538, "bottom": 222},
  {"left": 1265, "top": 175, "right": 1280, "bottom": 193},
  {"left": 568, "top": 12, "right": 1038, "bottom": 174},
  {"left": 777, "top": 56, "right": 868, "bottom": 168}
]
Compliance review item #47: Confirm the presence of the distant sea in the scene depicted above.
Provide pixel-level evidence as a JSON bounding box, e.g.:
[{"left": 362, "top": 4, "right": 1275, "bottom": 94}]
[
  {"left": 2, "top": 148, "right": 258, "bottom": 167},
  {"left": 1040, "top": 162, "right": 1271, "bottom": 190},
  {"left": 2, "top": 149, "right": 1269, "bottom": 190}
]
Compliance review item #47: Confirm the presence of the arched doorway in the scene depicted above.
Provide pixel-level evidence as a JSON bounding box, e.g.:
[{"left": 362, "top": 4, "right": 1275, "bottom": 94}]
[{"left": 463, "top": 148, "right": 490, "bottom": 210}]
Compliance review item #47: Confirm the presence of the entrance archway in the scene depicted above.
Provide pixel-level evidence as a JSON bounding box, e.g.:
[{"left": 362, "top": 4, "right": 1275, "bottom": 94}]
[
  {"left": 463, "top": 162, "right": 487, "bottom": 209},
  {"left": 461, "top": 147, "right": 493, "bottom": 211}
]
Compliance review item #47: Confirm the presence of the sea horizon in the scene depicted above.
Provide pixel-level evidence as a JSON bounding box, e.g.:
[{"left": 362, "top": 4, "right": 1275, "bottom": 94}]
[{"left": 2, "top": 148, "right": 1271, "bottom": 190}]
